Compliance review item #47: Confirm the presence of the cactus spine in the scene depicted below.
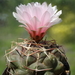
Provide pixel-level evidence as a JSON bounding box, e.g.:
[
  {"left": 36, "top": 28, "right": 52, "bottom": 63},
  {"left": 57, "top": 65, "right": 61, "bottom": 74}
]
[{"left": 3, "top": 39, "right": 70, "bottom": 75}]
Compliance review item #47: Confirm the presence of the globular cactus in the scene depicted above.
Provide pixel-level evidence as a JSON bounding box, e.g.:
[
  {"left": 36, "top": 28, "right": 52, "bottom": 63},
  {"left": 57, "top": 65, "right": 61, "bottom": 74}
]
[
  {"left": 3, "top": 2, "right": 70, "bottom": 75},
  {"left": 3, "top": 39, "right": 70, "bottom": 75}
]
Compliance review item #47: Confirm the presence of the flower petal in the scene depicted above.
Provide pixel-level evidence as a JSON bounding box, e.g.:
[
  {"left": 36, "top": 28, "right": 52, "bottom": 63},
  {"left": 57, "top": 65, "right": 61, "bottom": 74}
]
[
  {"left": 16, "top": 7, "right": 22, "bottom": 14},
  {"left": 33, "top": 6, "right": 42, "bottom": 20},
  {"left": 13, "top": 12, "right": 23, "bottom": 22},
  {"left": 50, "top": 18, "right": 62, "bottom": 26},
  {"left": 55, "top": 10, "right": 62, "bottom": 17},
  {"left": 41, "top": 11, "right": 50, "bottom": 26},
  {"left": 30, "top": 16, "right": 40, "bottom": 31},
  {"left": 23, "top": 11, "right": 32, "bottom": 25}
]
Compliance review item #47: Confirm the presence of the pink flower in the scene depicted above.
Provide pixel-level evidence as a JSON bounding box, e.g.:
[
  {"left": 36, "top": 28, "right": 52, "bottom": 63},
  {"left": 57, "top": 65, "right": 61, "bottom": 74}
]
[{"left": 13, "top": 2, "right": 62, "bottom": 42}]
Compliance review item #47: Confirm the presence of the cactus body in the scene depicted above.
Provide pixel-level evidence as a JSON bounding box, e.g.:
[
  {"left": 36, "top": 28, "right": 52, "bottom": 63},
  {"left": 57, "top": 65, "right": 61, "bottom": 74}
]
[{"left": 3, "top": 39, "right": 70, "bottom": 75}]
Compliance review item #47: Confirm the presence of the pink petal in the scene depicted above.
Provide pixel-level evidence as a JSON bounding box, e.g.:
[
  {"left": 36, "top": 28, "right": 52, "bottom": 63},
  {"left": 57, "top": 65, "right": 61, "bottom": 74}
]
[
  {"left": 23, "top": 11, "right": 32, "bottom": 25},
  {"left": 42, "top": 2, "right": 47, "bottom": 8},
  {"left": 29, "top": 16, "right": 40, "bottom": 31},
  {"left": 19, "top": 4, "right": 26, "bottom": 11},
  {"left": 50, "top": 18, "right": 62, "bottom": 26},
  {"left": 16, "top": 7, "right": 22, "bottom": 14},
  {"left": 33, "top": 7, "right": 42, "bottom": 20},
  {"left": 41, "top": 2, "right": 48, "bottom": 13},
  {"left": 13, "top": 12, "right": 23, "bottom": 22},
  {"left": 54, "top": 10, "right": 62, "bottom": 17},
  {"left": 41, "top": 11, "right": 50, "bottom": 26}
]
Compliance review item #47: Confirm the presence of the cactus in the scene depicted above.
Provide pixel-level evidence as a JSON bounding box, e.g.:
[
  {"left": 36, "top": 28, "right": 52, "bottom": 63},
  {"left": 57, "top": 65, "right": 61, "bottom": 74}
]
[
  {"left": 3, "top": 2, "right": 70, "bottom": 75},
  {"left": 3, "top": 39, "right": 70, "bottom": 75}
]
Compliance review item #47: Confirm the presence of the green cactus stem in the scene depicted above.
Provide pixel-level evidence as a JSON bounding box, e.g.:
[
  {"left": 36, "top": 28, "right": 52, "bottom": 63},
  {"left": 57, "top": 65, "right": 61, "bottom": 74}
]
[{"left": 3, "top": 38, "right": 70, "bottom": 75}]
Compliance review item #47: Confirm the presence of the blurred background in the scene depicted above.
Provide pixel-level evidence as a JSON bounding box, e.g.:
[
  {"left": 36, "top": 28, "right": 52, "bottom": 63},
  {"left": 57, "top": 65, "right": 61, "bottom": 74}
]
[{"left": 0, "top": 0, "right": 75, "bottom": 75}]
